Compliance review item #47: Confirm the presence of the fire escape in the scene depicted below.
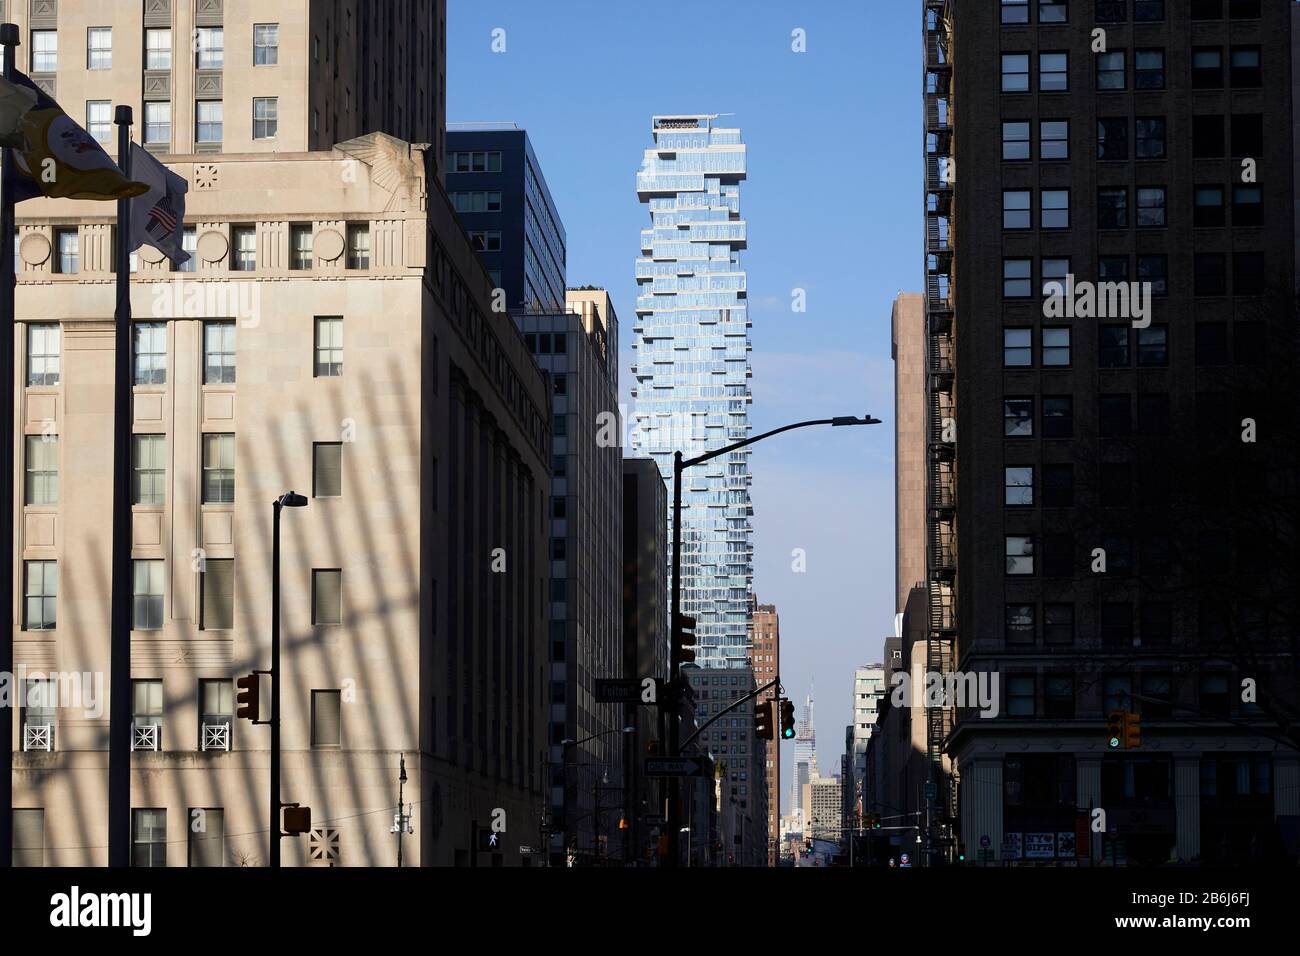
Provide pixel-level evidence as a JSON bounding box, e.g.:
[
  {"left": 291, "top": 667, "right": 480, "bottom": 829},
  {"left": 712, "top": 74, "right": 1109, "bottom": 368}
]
[{"left": 922, "top": 0, "right": 957, "bottom": 848}]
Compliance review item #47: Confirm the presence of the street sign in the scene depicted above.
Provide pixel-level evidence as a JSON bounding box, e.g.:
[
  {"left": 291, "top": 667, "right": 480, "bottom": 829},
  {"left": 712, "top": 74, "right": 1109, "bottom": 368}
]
[
  {"left": 644, "top": 756, "right": 706, "bottom": 777},
  {"left": 595, "top": 678, "right": 661, "bottom": 704}
]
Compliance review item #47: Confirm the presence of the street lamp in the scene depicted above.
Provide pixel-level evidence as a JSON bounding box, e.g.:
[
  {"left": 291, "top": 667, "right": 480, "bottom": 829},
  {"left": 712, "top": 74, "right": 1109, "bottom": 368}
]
[
  {"left": 665, "top": 414, "right": 881, "bottom": 867},
  {"left": 270, "top": 490, "right": 308, "bottom": 867}
]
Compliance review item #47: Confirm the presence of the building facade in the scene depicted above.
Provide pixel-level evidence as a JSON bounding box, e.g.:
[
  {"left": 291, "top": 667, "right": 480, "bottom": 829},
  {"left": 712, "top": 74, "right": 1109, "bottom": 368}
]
[
  {"left": 848, "top": 664, "right": 886, "bottom": 825},
  {"left": 446, "top": 125, "right": 567, "bottom": 313},
  {"left": 791, "top": 686, "right": 815, "bottom": 815},
  {"left": 632, "top": 113, "right": 753, "bottom": 670},
  {"left": 750, "top": 597, "right": 779, "bottom": 864},
  {"left": 926, "top": 0, "right": 1300, "bottom": 866}
]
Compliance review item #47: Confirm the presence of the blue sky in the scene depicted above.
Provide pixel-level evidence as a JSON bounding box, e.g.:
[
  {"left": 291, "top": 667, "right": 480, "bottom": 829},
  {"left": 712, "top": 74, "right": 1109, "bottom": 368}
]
[{"left": 448, "top": 1, "right": 920, "bottom": 803}]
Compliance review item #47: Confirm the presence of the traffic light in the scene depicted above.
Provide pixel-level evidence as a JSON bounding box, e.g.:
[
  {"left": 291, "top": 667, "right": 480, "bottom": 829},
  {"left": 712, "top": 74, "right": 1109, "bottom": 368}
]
[
  {"left": 958, "top": 843, "right": 966, "bottom": 862},
  {"left": 673, "top": 613, "right": 697, "bottom": 666},
  {"left": 1124, "top": 710, "right": 1141, "bottom": 749},
  {"left": 779, "top": 698, "right": 796, "bottom": 739},
  {"left": 1106, "top": 709, "right": 1124, "bottom": 749},
  {"left": 871, "top": 812, "right": 882, "bottom": 830},
  {"left": 1107, "top": 709, "right": 1142, "bottom": 750},
  {"left": 754, "top": 699, "right": 774, "bottom": 739},
  {"left": 282, "top": 805, "right": 311, "bottom": 835},
  {"left": 236, "top": 673, "right": 260, "bottom": 721}
]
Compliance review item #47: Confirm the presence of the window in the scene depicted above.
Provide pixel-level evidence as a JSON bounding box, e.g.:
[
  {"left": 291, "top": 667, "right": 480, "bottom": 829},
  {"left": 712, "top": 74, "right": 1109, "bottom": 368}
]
[
  {"left": 177, "top": 227, "right": 197, "bottom": 273},
  {"left": 1135, "top": 187, "right": 1165, "bottom": 228},
  {"left": 252, "top": 97, "right": 278, "bottom": 139},
  {"left": 1001, "top": 0, "right": 1030, "bottom": 23},
  {"left": 254, "top": 23, "right": 279, "bottom": 65},
  {"left": 346, "top": 224, "right": 370, "bottom": 269},
  {"left": 1136, "top": 326, "right": 1168, "bottom": 366},
  {"left": 1007, "top": 675, "right": 1035, "bottom": 717},
  {"left": 1232, "top": 186, "right": 1262, "bottom": 227},
  {"left": 31, "top": 30, "right": 56, "bottom": 72},
  {"left": 145, "top": 28, "right": 172, "bottom": 69},
  {"left": 86, "top": 100, "right": 112, "bottom": 144},
  {"left": 1099, "top": 325, "right": 1130, "bottom": 367},
  {"left": 1196, "top": 323, "right": 1229, "bottom": 365},
  {"left": 1140, "top": 674, "right": 1173, "bottom": 718},
  {"left": 132, "top": 809, "right": 166, "bottom": 868},
  {"left": 1005, "top": 604, "right": 1035, "bottom": 645},
  {"left": 144, "top": 101, "right": 172, "bottom": 144},
  {"left": 1042, "top": 258, "right": 1069, "bottom": 297},
  {"left": 133, "top": 323, "right": 167, "bottom": 385},
  {"left": 1038, "top": 190, "right": 1068, "bottom": 229},
  {"left": 1039, "top": 52, "right": 1068, "bottom": 91},
  {"left": 132, "top": 560, "right": 164, "bottom": 630},
  {"left": 315, "top": 317, "right": 342, "bottom": 377},
  {"left": 1097, "top": 188, "right": 1128, "bottom": 230},
  {"left": 201, "top": 558, "right": 234, "bottom": 631},
  {"left": 1005, "top": 467, "right": 1033, "bottom": 506},
  {"left": 196, "top": 27, "right": 224, "bottom": 69},
  {"left": 132, "top": 434, "right": 165, "bottom": 505},
  {"left": 23, "top": 560, "right": 56, "bottom": 630},
  {"left": 200, "top": 322, "right": 237, "bottom": 386},
  {"left": 1044, "top": 604, "right": 1074, "bottom": 644},
  {"left": 195, "top": 100, "right": 223, "bottom": 143},
  {"left": 1195, "top": 253, "right": 1227, "bottom": 296},
  {"left": 1098, "top": 118, "right": 1128, "bottom": 160},
  {"left": 1229, "top": 47, "right": 1261, "bottom": 87},
  {"left": 1004, "top": 328, "right": 1032, "bottom": 367},
  {"left": 1039, "top": 0, "right": 1067, "bottom": 23},
  {"left": 314, "top": 443, "right": 342, "bottom": 498},
  {"left": 1099, "top": 462, "right": 1131, "bottom": 506},
  {"left": 1040, "top": 120, "right": 1068, "bottom": 160},
  {"left": 1134, "top": 49, "right": 1164, "bottom": 90},
  {"left": 54, "top": 229, "right": 78, "bottom": 274},
  {"left": 1042, "top": 533, "right": 1073, "bottom": 577},
  {"left": 1003, "top": 259, "right": 1032, "bottom": 298},
  {"left": 1005, "top": 398, "right": 1033, "bottom": 437},
  {"left": 1135, "top": 117, "right": 1165, "bottom": 159},
  {"left": 26, "top": 324, "right": 60, "bottom": 386},
  {"left": 1042, "top": 327, "right": 1070, "bottom": 365},
  {"left": 230, "top": 226, "right": 256, "bottom": 271},
  {"left": 311, "top": 690, "right": 342, "bottom": 748},
  {"left": 1096, "top": 1, "right": 1126, "bottom": 22},
  {"left": 1099, "top": 256, "right": 1128, "bottom": 283},
  {"left": 1194, "top": 186, "right": 1225, "bottom": 227},
  {"left": 1101, "top": 603, "right": 1133, "bottom": 647},
  {"left": 1231, "top": 114, "right": 1262, "bottom": 157},
  {"left": 87, "top": 26, "right": 111, "bottom": 69},
  {"left": 12, "top": 808, "right": 44, "bottom": 867},
  {"left": 1138, "top": 394, "right": 1170, "bottom": 435},
  {"left": 1193, "top": 115, "right": 1224, "bottom": 158},
  {"left": 1103, "top": 675, "right": 1133, "bottom": 715},
  {"left": 1137, "top": 255, "right": 1167, "bottom": 296},
  {"left": 1229, "top": 0, "right": 1260, "bottom": 16},
  {"left": 202, "top": 434, "right": 235, "bottom": 503},
  {"left": 1006, "top": 536, "right": 1034, "bottom": 575},
  {"left": 189, "top": 809, "right": 224, "bottom": 867},
  {"left": 1134, "top": 0, "right": 1164, "bottom": 19},
  {"left": 1099, "top": 394, "right": 1131, "bottom": 437},
  {"left": 1097, "top": 51, "right": 1126, "bottom": 90},
  {"left": 1043, "top": 396, "right": 1072, "bottom": 438},
  {"left": 1192, "top": 48, "right": 1223, "bottom": 89},
  {"left": 290, "top": 224, "right": 313, "bottom": 269},
  {"left": 1200, "top": 674, "right": 1230, "bottom": 718},
  {"left": 313, "top": 569, "right": 342, "bottom": 625},
  {"left": 469, "top": 231, "right": 502, "bottom": 252},
  {"left": 1002, "top": 54, "right": 1030, "bottom": 92},
  {"left": 1003, "top": 191, "right": 1031, "bottom": 230},
  {"left": 1042, "top": 464, "right": 1073, "bottom": 507},
  {"left": 1002, "top": 121, "right": 1030, "bottom": 161},
  {"left": 1045, "top": 675, "right": 1074, "bottom": 719},
  {"left": 1234, "top": 252, "right": 1265, "bottom": 295},
  {"left": 1140, "top": 604, "right": 1172, "bottom": 646},
  {"left": 24, "top": 435, "right": 57, "bottom": 506}
]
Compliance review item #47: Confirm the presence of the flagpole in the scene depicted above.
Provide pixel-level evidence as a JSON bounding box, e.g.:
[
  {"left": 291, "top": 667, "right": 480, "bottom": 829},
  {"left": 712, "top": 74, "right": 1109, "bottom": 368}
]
[
  {"left": 107, "top": 106, "right": 133, "bottom": 868},
  {"left": 0, "top": 21, "right": 20, "bottom": 871}
]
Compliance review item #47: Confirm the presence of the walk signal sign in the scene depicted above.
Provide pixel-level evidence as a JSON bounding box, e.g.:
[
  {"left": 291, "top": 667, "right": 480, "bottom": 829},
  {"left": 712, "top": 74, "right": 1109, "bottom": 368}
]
[{"left": 754, "top": 699, "right": 774, "bottom": 740}]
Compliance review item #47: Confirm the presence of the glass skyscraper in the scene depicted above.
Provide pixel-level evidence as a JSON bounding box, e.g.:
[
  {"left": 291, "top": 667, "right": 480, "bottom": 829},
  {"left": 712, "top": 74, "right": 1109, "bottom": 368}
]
[{"left": 633, "top": 115, "right": 753, "bottom": 668}]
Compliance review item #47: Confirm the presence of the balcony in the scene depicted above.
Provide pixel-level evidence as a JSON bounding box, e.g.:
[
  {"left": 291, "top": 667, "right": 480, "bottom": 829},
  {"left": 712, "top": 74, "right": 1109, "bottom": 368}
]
[
  {"left": 23, "top": 723, "right": 53, "bottom": 752},
  {"left": 201, "top": 721, "right": 231, "bottom": 752},
  {"left": 132, "top": 723, "right": 162, "bottom": 752}
]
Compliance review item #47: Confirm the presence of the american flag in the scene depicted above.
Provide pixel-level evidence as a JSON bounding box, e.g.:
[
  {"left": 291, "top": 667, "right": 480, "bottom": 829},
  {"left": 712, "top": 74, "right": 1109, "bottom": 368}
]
[{"left": 147, "top": 197, "right": 177, "bottom": 235}]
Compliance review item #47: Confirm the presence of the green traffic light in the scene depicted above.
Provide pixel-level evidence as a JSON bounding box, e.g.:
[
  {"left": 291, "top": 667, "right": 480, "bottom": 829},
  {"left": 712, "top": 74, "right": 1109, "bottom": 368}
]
[{"left": 1108, "top": 736, "right": 1121, "bottom": 748}]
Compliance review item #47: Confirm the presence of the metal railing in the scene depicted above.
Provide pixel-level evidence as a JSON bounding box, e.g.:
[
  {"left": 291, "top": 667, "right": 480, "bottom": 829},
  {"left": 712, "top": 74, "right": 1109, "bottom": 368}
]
[
  {"left": 23, "top": 723, "right": 53, "bottom": 752},
  {"left": 132, "top": 723, "right": 161, "bottom": 752},
  {"left": 201, "top": 721, "right": 231, "bottom": 752}
]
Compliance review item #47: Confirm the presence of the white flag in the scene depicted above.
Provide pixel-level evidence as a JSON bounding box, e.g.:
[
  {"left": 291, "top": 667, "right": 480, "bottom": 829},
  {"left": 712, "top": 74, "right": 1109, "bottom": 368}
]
[{"left": 128, "top": 143, "right": 189, "bottom": 265}]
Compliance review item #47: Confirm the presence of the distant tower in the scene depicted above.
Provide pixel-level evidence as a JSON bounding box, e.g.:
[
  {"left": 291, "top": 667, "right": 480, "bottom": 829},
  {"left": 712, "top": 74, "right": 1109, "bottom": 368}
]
[{"left": 791, "top": 680, "right": 816, "bottom": 814}]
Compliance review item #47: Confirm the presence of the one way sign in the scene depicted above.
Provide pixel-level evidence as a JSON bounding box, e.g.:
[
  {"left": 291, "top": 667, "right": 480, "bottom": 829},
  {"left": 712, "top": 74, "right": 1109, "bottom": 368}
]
[{"left": 644, "top": 756, "right": 707, "bottom": 778}]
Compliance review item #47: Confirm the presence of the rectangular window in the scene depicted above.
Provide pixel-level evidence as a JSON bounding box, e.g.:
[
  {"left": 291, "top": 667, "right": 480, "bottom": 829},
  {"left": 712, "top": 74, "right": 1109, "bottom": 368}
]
[
  {"left": 314, "top": 443, "right": 342, "bottom": 498},
  {"left": 315, "top": 317, "right": 342, "bottom": 377},
  {"left": 87, "top": 26, "right": 111, "bottom": 70},
  {"left": 1194, "top": 186, "right": 1225, "bottom": 227},
  {"left": 201, "top": 558, "right": 234, "bottom": 631},
  {"left": 196, "top": 27, "right": 224, "bottom": 69},
  {"left": 1196, "top": 323, "right": 1229, "bottom": 365},
  {"left": 1042, "top": 258, "right": 1070, "bottom": 298},
  {"left": 1096, "top": 1, "right": 1126, "bottom": 22},
  {"left": 1005, "top": 398, "right": 1033, "bottom": 437},
  {"left": 24, "top": 436, "right": 57, "bottom": 506},
  {"left": 1042, "top": 464, "right": 1073, "bottom": 507},
  {"left": 1231, "top": 114, "right": 1263, "bottom": 157},
  {"left": 202, "top": 433, "right": 235, "bottom": 503},
  {"left": 1134, "top": 0, "right": 1165, "bottom": 20},
  {"left": 1136, "top": 326, "right": 1168, "bottom": 366},
  {"left": 1005, "top": 467, "right": 1034, "bottom": 506},
  {"left": 1101, "top": 603, "right": 1133, "bottom": 647},
  {"left": 23, "top": 560, "right": 56, "bottom": 631},
  {"left": 1229, "top": 0, "right": 1260, "bottom": 16},
  {"left": 1099, "top": 189, "right": 1128, "bottom": 228},
  {"left": 144, "top": 101, "right": 172, "bottom": 145},
  {"left": 1042, "top": 327, "right": 1070, "bottom": 365},
  {"left": 1007, "top": 676, "right": 1035, "bottom": 717},
  {"left": 254, "top": 23, "right": 279, "bottom": 65},
  {"left": 12, "top": 808, "right": 44, "bottom": 867},
  {"left": 1039, "top": 1, "right": 1068, "bottom": 23},
  {"left": 1138, "top": 255, "right": 1167, "bottom": 297},
  {"left": 1001, "top": 0, "right": 1030, "bottom": 24},
  {"left": 1232, "top": 186, "right": 1262, "bottom": 227},
  {"left": 1234, "top": 252, "right": 1265, "bottom": 296},
  {"left": 1003, "top": 191, "right": 1031, "bottom": 230},
  {"left": 469, "top": 231, "right": 502, "bottom": 252},
  {"left": 86, "top": 100, "right": 112, "bottom": 144},
  {"left": 1041, "top": 190, "right": 1069, "bottom": 229},
  {"left": 54, "top": 229, "right": 79, "bottom": 274},
  {"left": 1195, "top": 254, "right": 1227, "bottom": 296},
  {"left": 1002, "top": 121, "right": 1030, "bottom": 161},
  {"left": 1042, "top": 534, "right": 1074, "bottom": 577},
  {"left": 1134, "top": 49, "right": 1164, "bottom": 90},
  {"left": 1141, "top": 604, "right": 1173, "bottom": 645},
  {"left": 1039, "top": 52, "right": 1068, "bottom": 91},
  {"left": 1100, "top": 395, "right": 1131, "bottom": 437},
  {"left": 176, "top": 227, "right": 197, "bottom": 273},
  {"left": 202, "top": 319, "right": 236, "bottom": 382},
  {"left": 1192, "top": 48, "right": 1223, "bottom": 89},
  {"left": 1138, "top": 394, "right": 1171, "bottom": 436},
  {"left": 132, "top": 434, "right": 166, "bottom": 505},
  {"left": 1099, "top": 256, "right": 1129, "bottom": 283},
  {"left": 1193, "top": 115, "right": 1224, "bottom": 158},
  {"left": 1004, "top": 328, "right": 1032, "bottom": 367},
  {"left": 311, "top": 690, "right": 342, "bottom": 748},
  {"left": 1103, "top": 675, "right": 1132, "bottom": 715},
  {"left": 1040, "top": 120, "right": 1068, "bottom": 160},
  {"left": 132, "top": 560, "right": 164, "bottom": 630},
  {"left": 312, "top": 569, "right": 342, "bottom": 625},
  {"left": 1229, "top": 47, "right": 1261, "bottom": 87},
  {"left": 195, "top": 100, "right": 223, "bottom": 143},
  {"left": 188, "top": 808, "right": 225, "bottom": 867},
  {"left": 132, "top": 809, "right": 166, "bottom": 867},
  {"left": 1140, "top": 674, "right": 1173, "bottom": 718},
  {"left": 230, "top": 226, "right": 256, "bottom": 271},
  {"left": 1099, "top": 463, "right": 1132, "bottom": 506},
  {"left": 1006, "top": 536, "right": 1034, "bottom": 575},
  {"left": 31, "top": 30, "right": 56, "bottom": 72},
  {"left": 133, "top": 323, "right": 167, "bottom": 385},
  {"left": 1005, "top": 604, "right": 1035, "bottom": 645},
  {"left": 1045, "top": 675, "right": 1074, "bottom": 719},
  {"left": 27, "top": 324, "right": 60, "bottom": 386},
  {"left": 145, "top": 28, "right": 172, "bottom": 70},
  {"left": 1098, "top": 117, "right": 1128, "bottom": 160},
  {"left": 1097, "top": 51, "right": 1126, "bottom": 90},
  {"left": 1099, "top": 326, "right": 1130, "bottom": 368},
  {"left": 347, "top": 224, "right": 370, "bottom": 269},
  {"left": 1002, "top": 54, "right": 1030, "bottom": 92},
  {"left": 252, "top": 97, "right": 278, "bottom": 139},
  {"left": 1003, "top": 259, "right": 1032, "bottom": 298},
  {"left": 1136, "top": 187, "right": 1166, "bottom": 228},
  {"left": 290, "top": 224, "right": 313, "bottom": 269},
  {"left": 1135, "top": 117, "right": 1165, "bottom": 159},
  {"left": 1044, "top": 604, "right": 1074, "bottom": 644}
]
